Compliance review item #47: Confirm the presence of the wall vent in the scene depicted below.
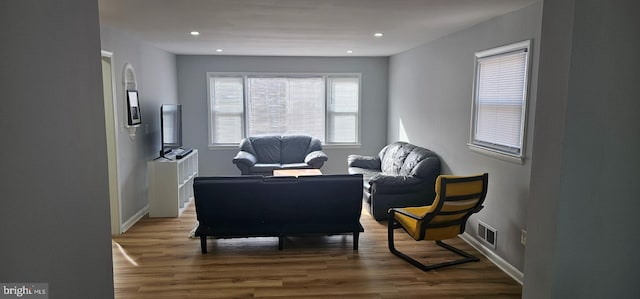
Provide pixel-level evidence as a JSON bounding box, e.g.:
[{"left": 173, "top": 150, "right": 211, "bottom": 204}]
[{"left": 477, "top": 221, "right": 497, "bottom": 250}]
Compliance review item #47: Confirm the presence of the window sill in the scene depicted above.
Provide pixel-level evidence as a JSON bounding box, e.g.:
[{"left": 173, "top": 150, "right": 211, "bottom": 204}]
[
  {"left": 208, "top": 143, "right": 362, "bottom": 150},
  {"left": 209, "top": 144, "right": 238, "bottom": 150},
  {"left": 323, "top": 143, "right": 361, "bottom": 149},
  {"left": 467, "top": 143, "right": 525, "bottom": 164}
]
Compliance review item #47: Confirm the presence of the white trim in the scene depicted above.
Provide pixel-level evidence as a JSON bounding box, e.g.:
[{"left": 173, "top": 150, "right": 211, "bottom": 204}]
[
  {"left": 205, "top": 73, "right": 214, "bottom": 147},
  {"left": 206, "top": 72, "right": 362, "bottom": 147},
  {"left": 326, "top": 74, "right": 361, "bottom": 145},
  {"left": 469, "top": 39, "right": 531, "bottom": 160},
  {"left": 459, "top": 233, "right": 524, "bottom": 284},
  {"left": 208, "top": 143, "right": 362, "bottom": 151},
  {"left": 101, "top": 51, "right": 123, "bottom": 235},
  {"left": 322, "top": 143, "right": 362, "bottom": 149},
  {"left": 208, "top": 144, "right": 239, "bottom": 150},
  {"left": 121, "top": 205, "right": 149, "bottom": 233},
  {"left": 468, "top": 143, "right": 525, "bottom": 164},
  {"left": 475, "top": 40, "right": 531, "bottom": 58}
]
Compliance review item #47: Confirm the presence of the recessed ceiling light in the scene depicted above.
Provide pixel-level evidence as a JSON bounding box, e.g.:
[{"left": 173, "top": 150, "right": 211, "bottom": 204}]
[
  {"left": 216, "top": 49, "right": 223, "bottom": 53},
  {"left": 374, "top": 32, "right": 384, "bottom": 38},
  {"left": 190, "top": 31, "right": 200, "bottom": 36},
  {"left": 346, "top": 50, "right": 353, "bottom": 54}
]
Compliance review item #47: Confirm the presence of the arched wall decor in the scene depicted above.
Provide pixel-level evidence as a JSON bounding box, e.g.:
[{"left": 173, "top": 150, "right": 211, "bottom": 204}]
[{"left": 122, "top": 63, "right": 138, "bottom": 140}]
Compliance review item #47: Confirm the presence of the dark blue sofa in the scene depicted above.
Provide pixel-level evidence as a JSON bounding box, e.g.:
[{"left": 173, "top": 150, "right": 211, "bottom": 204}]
[
  {"left": 193, "top": 174, "right": 363, "bottom": 253},
  {"left": 348, "top": 142, "right": 441, "bottom": 220},
  {"left": 232, "top": 135, "right": 328, "bottom": 175}
]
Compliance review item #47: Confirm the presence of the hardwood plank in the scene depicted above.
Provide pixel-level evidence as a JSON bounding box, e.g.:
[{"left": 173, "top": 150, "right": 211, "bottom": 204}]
[{"left": 112, "top": 201, "right": 522, "bottom": 298}]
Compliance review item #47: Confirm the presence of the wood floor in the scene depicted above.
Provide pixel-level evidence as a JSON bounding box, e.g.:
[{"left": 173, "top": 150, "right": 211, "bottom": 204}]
[{"left": 112, "top": 201, "right": 522, "bottom": 298}]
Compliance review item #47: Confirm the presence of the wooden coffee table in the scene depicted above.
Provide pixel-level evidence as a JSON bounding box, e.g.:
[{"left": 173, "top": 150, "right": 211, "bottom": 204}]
[{"left": 272, "top": 169, "right": 322, "bottom": 177}]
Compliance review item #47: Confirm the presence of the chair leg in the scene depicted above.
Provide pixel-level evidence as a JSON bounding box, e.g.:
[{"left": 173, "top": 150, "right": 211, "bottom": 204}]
[
  {"left": 353, "top": 232, "right": 359, "bottom": 251},
  {"left": 388, "top": 219, "right": 479, "bottom": 271},
  {"left": 200, "top": 235, "right": 207, "bottom": 254}
]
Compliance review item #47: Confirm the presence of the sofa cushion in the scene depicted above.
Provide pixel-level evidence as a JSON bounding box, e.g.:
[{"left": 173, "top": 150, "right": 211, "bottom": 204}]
[
  {"left": 296, "top": 174, "right": 364, "bottom": 226},
  {"left": 281, "top": 163, "right": 312, "bottom": 169},
  {"left": 194, "top": 175, "right": 265, "bottom": 227},
  {"left": 369, "top": 174, "right": 428, "bottom": 194},
  {"left": 281, "top": 135, "right": 312, "bottom": 164},
  {"left": 400, "top": 147, "right": 436, "bottom": 177},
  {"left": 381, "top": 143, "right": 414, "bottom": 175},
  {"left": 249, "top": 163, "right": 282, "bottom": 174},
  {"left": 250, "top": 136, "right": 281, "bottom": 163},
  {"left": 408, "top": 154, "right": 440, "bottom": 179}
]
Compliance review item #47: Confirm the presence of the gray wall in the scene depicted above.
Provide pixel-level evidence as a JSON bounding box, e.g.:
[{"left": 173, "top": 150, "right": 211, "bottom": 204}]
[
  {"left": 0, "top": 1, "right": 114, "bottom": 298},
  {"left": 176, "top": 56, "right": 389, "bottom": 175},
  {"left": 524, "top": 0, "right": 640, "bottom": 297},
  {"left": 100, "top": 26, "right": 178, "bottom": 225},
  {"left": 388, "top": 2, "right": 542, "bottom": 271}
]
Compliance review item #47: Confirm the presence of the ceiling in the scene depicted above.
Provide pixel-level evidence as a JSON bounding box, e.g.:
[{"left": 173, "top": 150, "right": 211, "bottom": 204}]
[{"left": 98, "top": 0, "right": 538, "bottom": 57}]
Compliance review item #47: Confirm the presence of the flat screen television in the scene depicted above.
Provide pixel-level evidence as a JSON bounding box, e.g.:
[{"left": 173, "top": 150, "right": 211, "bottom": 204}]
[{"left": 160, "top": 104, "right": 182, "bottom": 157}]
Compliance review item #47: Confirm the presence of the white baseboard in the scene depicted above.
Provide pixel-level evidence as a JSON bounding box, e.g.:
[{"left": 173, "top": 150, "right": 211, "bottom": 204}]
[
  {"left": 459, "top": 233, "right": 524, "bottom": 284},
  {"left": 120, "top": 205, "right": 149, "bottom": 233}
]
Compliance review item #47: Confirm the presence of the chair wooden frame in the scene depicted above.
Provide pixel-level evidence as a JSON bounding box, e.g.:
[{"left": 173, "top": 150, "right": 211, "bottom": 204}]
[{"left": 387, "top": 173, "right": 488, "bottom": 271}]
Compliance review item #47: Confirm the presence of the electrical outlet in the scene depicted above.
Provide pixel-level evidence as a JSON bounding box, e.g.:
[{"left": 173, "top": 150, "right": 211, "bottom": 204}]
[{"left": 521, "top": 229, "right": 527, "bottom": 245}]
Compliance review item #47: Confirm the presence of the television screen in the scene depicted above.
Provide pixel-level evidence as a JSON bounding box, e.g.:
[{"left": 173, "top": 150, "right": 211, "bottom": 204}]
[{"left": 160, "top": 104, "right": 182, "bottom": 156}]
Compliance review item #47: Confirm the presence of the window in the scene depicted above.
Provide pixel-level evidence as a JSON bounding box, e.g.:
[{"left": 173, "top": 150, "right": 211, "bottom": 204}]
[
  {"left": 470, "top": 40, "right": 531, "bottom": 160},
  {"left": 208, "top": 73, "right": 360, "bottom": 146},
  {"left": 209, "top": 76, "right": 244, "bottom": 144},
  {"left": 328, "top": 77, "right": 360, "bottom": 143}
]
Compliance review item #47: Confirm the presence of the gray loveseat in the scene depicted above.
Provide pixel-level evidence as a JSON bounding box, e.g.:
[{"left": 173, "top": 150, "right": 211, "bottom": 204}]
[
  {"left": 193, "top": 174, "right": 364, "bottom": 253},
  {"left": 232, "top": 135, "right": 328, "bottom": 175},
  {"left": 348, "top": 141, "right": 441, "bottom": 220}
]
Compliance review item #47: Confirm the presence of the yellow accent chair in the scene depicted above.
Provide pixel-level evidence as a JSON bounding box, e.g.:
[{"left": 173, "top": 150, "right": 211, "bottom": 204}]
[{"left": 387, "top": 173, "right": 488, "bottom": 271}]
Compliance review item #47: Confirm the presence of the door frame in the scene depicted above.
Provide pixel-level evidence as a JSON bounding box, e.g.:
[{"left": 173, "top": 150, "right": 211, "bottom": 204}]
[{"left": 101, "top": 50, "right": 122, "bottom": 235}]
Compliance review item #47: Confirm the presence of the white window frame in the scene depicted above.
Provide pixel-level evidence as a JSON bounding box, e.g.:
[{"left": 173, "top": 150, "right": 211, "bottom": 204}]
[
  {"left": 207, "top": 72, "right": 361, "bottom": 148},
  {"left": 326, "top": 75, "right": 361, "bottom": 146},
  {"left": 207, "top": 75, "right": 245, "bottom": 146},
  {"left": 469, "top": 40, "right": 531, "bottom": 163}
]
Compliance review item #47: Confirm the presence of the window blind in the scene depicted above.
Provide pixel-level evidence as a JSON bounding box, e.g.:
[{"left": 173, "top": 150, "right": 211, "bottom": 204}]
[
  {"left": 208, "top": 73, "right": 360, "bottom": 146},
  {"left": 473, "top": 47, "right": 528, "bottom": 155},
  {"left": 246, "top": 77, "right": 325, "bottom": 141},
  {"left": 328, "top": 77, "right": 359, "bottom": 143},
  {"left": 211, "top": 76, "right": 244, "bottom": 144}
]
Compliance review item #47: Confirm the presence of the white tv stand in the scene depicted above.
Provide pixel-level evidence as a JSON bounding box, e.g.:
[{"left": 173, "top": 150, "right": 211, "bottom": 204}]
[{"left": 147, "top": 149, "right": 198, "bottom": 217}]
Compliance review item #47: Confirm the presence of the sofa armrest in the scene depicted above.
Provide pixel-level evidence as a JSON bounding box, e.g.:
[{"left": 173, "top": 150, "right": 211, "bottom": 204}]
[
  {"left": 304, "top": 150, "right": 328, "bottom": 168},
  {"left": 369, "top": 174, "right": 427, "bottom": 194},
  {"left": 348, "top": 154, "right": 381, "bottom": 170},
  {"left": 232, "top": 151, "right": 257, "bottom": 167}
]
